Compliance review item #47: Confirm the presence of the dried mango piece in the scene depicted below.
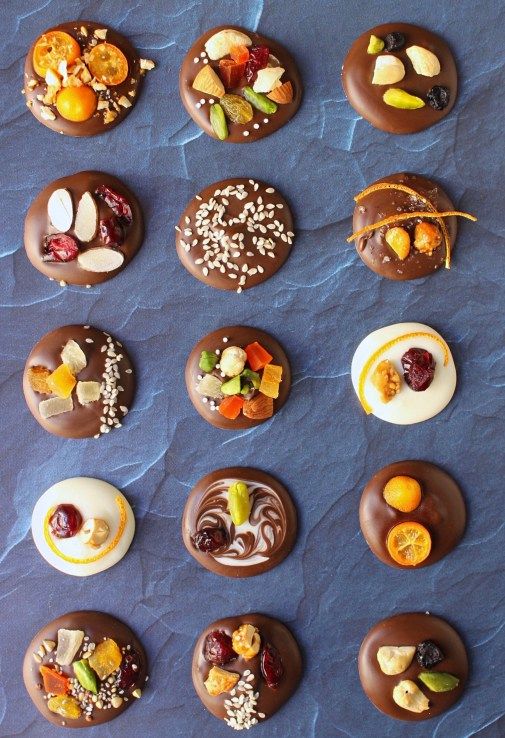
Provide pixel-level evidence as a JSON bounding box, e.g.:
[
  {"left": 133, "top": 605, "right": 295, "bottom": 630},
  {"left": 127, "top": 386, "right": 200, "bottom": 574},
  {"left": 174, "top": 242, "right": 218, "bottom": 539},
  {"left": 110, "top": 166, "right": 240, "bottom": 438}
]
[
  {"left": 47, "top": 695, "right": 82, "bottom": 719},
  {"left": 88, "top": 638, "right": 122, "bottom": 680},
  {"left": 76, "top": 381, "right": 101, "bottom": 405},
  {"left": 27, "top": 365, "right": 52, "bottom": 394},
  {"left": 262, "top": 364, "right": 282, "bottom": 383},
  {"left": 40, "top": 665, "right": 69, "bottom": 695},
  {"left": 245, "top": 342, "right": 273, "bottom": 371},
  {"left": 61, "top": 339, "right": 87, "bottom": 374},
  {"left": 47, "top": 364, "right": 76, "bottom": 399},
  {"left": 259, "top": 379, "right": 280, "bottom": 399},
  {"left": 39, "top": 396, "right": 73, "bottom": 419}
]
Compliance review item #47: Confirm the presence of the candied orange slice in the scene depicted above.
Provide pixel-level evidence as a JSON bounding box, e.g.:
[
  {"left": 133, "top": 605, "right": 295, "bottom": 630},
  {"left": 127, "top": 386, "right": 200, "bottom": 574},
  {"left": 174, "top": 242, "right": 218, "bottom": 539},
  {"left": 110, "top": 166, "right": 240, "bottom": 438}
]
[
  {"left": 88, "top": 42, "right": 128, "bottom": 85},
  {"left": 33, "top": 31, "right": 81, "bottom": 77},
  {"left": 386, "top": 522, "right": 431, "bottom": 566}
]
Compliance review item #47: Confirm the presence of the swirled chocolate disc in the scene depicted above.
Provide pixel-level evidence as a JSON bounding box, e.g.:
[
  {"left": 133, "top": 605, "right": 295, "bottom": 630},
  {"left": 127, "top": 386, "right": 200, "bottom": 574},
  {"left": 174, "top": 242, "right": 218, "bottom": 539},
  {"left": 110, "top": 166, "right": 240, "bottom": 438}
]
[{"left": 182, "top": 467, "right": 297, "bottom": 577}]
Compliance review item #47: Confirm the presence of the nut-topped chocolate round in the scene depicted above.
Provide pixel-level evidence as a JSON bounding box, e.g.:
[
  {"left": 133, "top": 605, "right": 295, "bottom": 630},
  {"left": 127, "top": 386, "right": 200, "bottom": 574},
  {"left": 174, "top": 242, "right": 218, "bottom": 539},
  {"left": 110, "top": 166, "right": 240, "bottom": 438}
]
[
  {"left": 359, "top": 461, "right": 466, "bottom": 569},
  {"left": 176, "top": 178, "right": 294, "bottom": 292},
  {"left": 23, "top": 611, "right": 147, "bottom": 728},
  {"left": 182, "top": 468, "right": 297, "bottom": 578},
  {"left": 180, "top": 26, "right": 302, "bottom": 142},
  {"left": 186, "top": 326, "right": 291, "bottom": 430},
  {"left": 25, "top": 171, "right": 143, "bottom": 286},
  {"left": 23, "top": 325, "right": 135, "bottom": 438},
  {"left": 342, "top": 23, "right": 457, "bottom": 134},
  {"left": 193, "top": 613, "right": 302, "bottom": 730},
  {"left": 23, "top": 21, "right": 155, "bottom": 136},
  {"left": 359, "top": 613, "right": 468, "bottom": 720},
  {"left": 349, "top": 173, "right": 476, "bottom": 280}
]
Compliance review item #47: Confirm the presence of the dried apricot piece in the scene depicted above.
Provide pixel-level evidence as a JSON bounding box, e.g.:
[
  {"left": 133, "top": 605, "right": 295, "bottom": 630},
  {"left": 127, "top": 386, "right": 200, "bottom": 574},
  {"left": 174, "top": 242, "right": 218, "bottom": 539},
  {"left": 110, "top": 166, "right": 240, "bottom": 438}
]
[
  {"left": 33, "top": 31, "right": 81, "bottom": 78},
  {"left": 383, "top": 476, "right": 422, "bottom": 512},
  {"left": 218, "top": 59, "right": 246, "bottom": 89},
  {"left": 40, "top": 665, "right": 69, "bottom": 695},
  {"left": 27, "top": 365, "right": 52, "bottom": 394},
  {"left": 88, "top": 638, "right": 122, "bottom": 680},
  {"left": 230, "top": 45, "right": 250, "bottom": 64},
  {"left": 244, "top": 342, "right": 273, "bottom": 371},
  {"left": 88, "top": 43, "right": 128, "bottom": 85},
  {"left": 386, "top": 522, "right": 431, "bottom": 566},
  {"left": 46, "top": 364, "right": 76, "bottom": 399}
]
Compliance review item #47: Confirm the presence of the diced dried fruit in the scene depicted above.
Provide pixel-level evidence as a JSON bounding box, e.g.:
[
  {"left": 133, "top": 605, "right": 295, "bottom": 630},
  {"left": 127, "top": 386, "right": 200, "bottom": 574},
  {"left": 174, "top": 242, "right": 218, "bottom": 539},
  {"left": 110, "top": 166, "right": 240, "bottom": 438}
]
[
  {"left": 376, "top": 646, "right": 416, "bottom": 675},
  {"left": 49, "top": 504, "right": 83, "bottom": 539},
  {"left": 210, "top": 103, "right": 228, "bottom": 140},
  {"left": 253, "top": 66, "right": 285, "bottom": 94},
  {"left": 56, "top": 86, "right": 97, "bottom": 122},
  {"left": 196, "top": 374, "right": 223, "bottom": 399},
  {"left": 371, "top": 360, "right": 401, "bottom": 404},
  {"left": 99, "top": 216, "right": 124, "bottom": 247},
  {"left": 414, "top": 222, "right": 442, "bottom": 255},
  {"left": 419, "top": 671, "right": 459, "bottom": 692},
  {"left": 383, "top": 476, "right": 422, "bottom": 513},
  {"left": 386, "top": 522, "right": 432, "bottom": 566},
  {"left": 39, "top": 395, "right": 74, "bottom": 419},
  {"left": 416, "top": 640, "right": 444, "bottom": 669},
  {"left": 242, "top": 85, "right": 277, "bottom": 114},
  {"left": 47, "top": 695, "right": 82, "bottom": 720},
  {"left": 372, "top": 55, "right": 405, "bottom": 85},
  {"left": 88, "top": 42, "right": 129, "bottom": 85},
  {"left": 74, "top": 192, "right": 98, "bottom": 243},
  {"left": 40, "top": 665, "right": 69, "bottom": 695},
  {"left": 204, "top": 631, "right": 237, "bottom": 665},
  {"left": 204, "top": 30, "right": 252, "bottom": 61},
  {"left": 230, "top": 45, "right": 250, "bottom": 64},
  {"left": 73, "top": 659, "right": 98, "bottom": 693},
  {"left": 262, "top": 364, "right": 283, "bottom": 383},
  {"left": 56, "top": 629, "right": 85, "bottom": 666},
  {"left": 242, "top": 393, "right": 273, "bottom": 420},
  {"left": 385, "top": 226, "right": 410, "bottom": 260},
  {"left": 61, "top": 339, "right": 87, "bottom": 374},
  {"left": 258, "top": 379, "right": 280, "bottom": 399},
  {"left": 245, "top": 45, "right": 270, "bottom": 83},
  {"left": 79, "top": 518, "right": 109, "bottom": 547},
  {"left": 192, "top": 65, "right": 225, "bottom": 98},
  {"left": 383, "top": 88, "right": 425, "bottom": 110},
  {"left": 76, "top": 380, "right": 101, "bottom": 405},
  {"left": 221, "top": 375, "right": 241, "bottom": 395},
  {"left": 232, "top": 624, "right": 261, "bottom": 659},
  {"left": 42, "top": 233, "right": 79, "bottom": 262},
  {"left": 218, "top": 59, "right": 246, "bottom": 88},
  {"left": 401, "top": 348, "right": 435, "bottom": 391},
  {"left": 267, "top": 80, "right": 293, "bottom": 104},
  {"left": 427, "top": 85, "right": 450, "bottom": 111},
  {"left": 227, "top": 481, "right": 251, "bottom": 525},
  {"left": 47, "top": 188, "right": 73, "bottom": 232},
  {"left": 193, "top": 527, "right": 228, "bottom": 553},
  {"left": 367, "top": 35, "right": 385, "bottom": 54},
  {"left": 218, "top": 395, "right": 244, "bottom": 420},
  {"left": 244, "top": 342, "right": 273, "bottom": 371},
  {"left": 47, "top": 364, "right": 77, "bottom": 399},
  {"left": 116, "top": 650, "right": 142, "bottom": 690},
  {"left": 33, "top": 31, "right": 81, "bottom": 78},
  {"left": 406, "top": 45, "right": 441, "bottom": 77},
  {"left": 221, "top": 346, "right": 247, "bottom": 377},
  {"left": 261, "top": 643, "right": 284, "bottom": 688},
  {"left": 220, "top": 94, "right": 253, "bottom": 124},
  {"left": 199, "top": 350, "right": 218, "bottom": 373},
  {"left": 27, "top": 365, "right": 51, "bottom": 394},
  {"left": 204, "top": 665, "right": 240, "bottom": 696},
  {"left": 392, "top": 680, "right": 429, "bottom": 713},
  {"left": 384, "top": 32, "right": 405, "bottom": 52},
  {"left": 88, "top": 638, "right": 122, "bottom": 680},
  {"left": 95, "top": 185, "right": 132, "bottom": 224},
  {"left": 77, "top": 246, "right": 125, "bottom": 273}
]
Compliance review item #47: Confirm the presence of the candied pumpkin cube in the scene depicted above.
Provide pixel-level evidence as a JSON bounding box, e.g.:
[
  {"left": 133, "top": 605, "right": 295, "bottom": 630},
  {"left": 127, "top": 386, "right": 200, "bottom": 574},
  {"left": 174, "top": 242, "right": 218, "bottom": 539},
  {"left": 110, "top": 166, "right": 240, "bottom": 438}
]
[
  {"left": 217, "top": 395, "right": 244, "bottom": 420},
  {"left": 245, "top": 342, "right": 273, "bottom": 371},
  {"left": 88, "top": 638, "right": 122, "bottom": 680},
  {"left": 47, "top": 364, "right": 76, "bottom": 399},
  {"left": 27, "top": 365, "right": 52, "bottom": 394},
  {"left": 40, "top": 665, "right": 69, "bottom": 695},
  {"left": 261, "top": 364, "right": 282, "bottom": 383}
]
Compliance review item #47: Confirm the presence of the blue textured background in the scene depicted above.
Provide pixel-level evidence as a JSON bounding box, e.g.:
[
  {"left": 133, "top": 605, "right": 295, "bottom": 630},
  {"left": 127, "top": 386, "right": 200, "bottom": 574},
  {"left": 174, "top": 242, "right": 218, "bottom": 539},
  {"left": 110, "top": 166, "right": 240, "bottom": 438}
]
[{"left": 1, "top": 1, "right": 504, "bottom": 736}]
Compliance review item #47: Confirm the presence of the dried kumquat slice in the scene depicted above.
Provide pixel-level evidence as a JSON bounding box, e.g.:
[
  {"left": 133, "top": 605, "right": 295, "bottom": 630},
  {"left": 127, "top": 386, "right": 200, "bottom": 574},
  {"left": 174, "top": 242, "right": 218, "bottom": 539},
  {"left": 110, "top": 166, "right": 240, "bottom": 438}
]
[
  {"left": 386, "top": 522, "right": 431, "bottom": 566},
  {"left": 33, "top": 31, "right": 81, "bottom": 77},
  {"left": 88, "top": 42, "right": 128, "bottom": 86}
]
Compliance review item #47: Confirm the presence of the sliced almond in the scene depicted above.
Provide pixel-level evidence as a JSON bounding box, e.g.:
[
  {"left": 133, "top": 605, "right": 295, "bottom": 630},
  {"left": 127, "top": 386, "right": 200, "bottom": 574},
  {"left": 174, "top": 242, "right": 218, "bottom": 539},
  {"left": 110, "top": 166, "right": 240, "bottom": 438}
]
[
  {"left": 74, "top": 192, "right": 98, "bottom": 243},
  {"left": 47, "top": 188, "right": 73, "bottom": 232},
  {"left": 77, "top": 247, "right": 124, "bottom": 273}
]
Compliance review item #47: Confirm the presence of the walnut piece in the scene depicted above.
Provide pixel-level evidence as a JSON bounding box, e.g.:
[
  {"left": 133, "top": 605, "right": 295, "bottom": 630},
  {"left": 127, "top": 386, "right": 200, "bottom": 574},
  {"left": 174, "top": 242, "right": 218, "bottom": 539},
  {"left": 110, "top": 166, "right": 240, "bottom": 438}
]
[{"left": 371, "top": 360, "right": 401, "bottom": 403}]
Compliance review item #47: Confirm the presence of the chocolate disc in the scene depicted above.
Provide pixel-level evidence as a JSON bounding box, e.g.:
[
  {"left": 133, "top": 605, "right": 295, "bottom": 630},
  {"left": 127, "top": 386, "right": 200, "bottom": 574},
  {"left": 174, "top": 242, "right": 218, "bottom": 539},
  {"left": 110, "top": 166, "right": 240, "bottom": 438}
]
[
  {"left": 359, "top": 613, "right": 468, "bottom": 720},
  {"left": 342, "top": 23, "right": 457, "bottom": 134},
  {"left": 23, "top": 610, "right": 147, "bottom": 728},
  {"left": 24, "top": 21, "right": 153, "bottom": 137},
  {"left": 182, "top": 467, "right": 297, "bottom": 578},
  {"left": 179, "top": 25, "right": 302, "bottom": 143},
  {"left": 359, "top": 461, "right": 466, "bottom": 569},
  {"left": 176, "top": 178, "right": 294, "bottom": 291},
  {"left": 352, "top": 173, "right": 457, "bottom": 280},
  {"left": 23, "top": 325, "right": 135, "bottom": 439},
  {"left": 185, "top": 326, "right": 291, "bottom": 430},
  {"left": 24, "top": 171, "right": 144, "bottom": 286},
  {"left": 192, "top": 613, "right": 302, "bottom": 728}
]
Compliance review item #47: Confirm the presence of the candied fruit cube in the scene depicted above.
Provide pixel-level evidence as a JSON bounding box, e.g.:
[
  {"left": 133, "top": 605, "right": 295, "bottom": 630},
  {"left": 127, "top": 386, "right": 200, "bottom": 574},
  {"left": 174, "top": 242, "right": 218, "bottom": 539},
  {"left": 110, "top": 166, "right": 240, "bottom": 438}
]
[
  {"left": 47, "top": 695, "right": 81, "bottom": 720},
  {"left": 40, "top": 665, "right": 69, "bottom": 695},
  {"left": 76, "top": 381, "right": 101, "bottom": 405},
  {"left": 245, "top": 342, "right": 273, "bottom": 371},
  {"left": 259, "top": 379, "right": 280, "bottom": 399},
  {"left": 27, "top": 365, "right": 52, "bottom": 394},
  {"left": 88, "top": 638, "right": 122, "bottom": 680},
  {"left": 56, "top": 628, "right": 84, "bottom": 666},
  {"left": 262, "top": 364, "right": 282, "bottom": 383},
  {"left": 61, "top": 339, "right": 87, "bottom": 374},
  {"left": 47, "top": 364, "right": 76, "bottom": 399},
  {"left": 39, "top": 396, "right": 73, "bottom": 419}
]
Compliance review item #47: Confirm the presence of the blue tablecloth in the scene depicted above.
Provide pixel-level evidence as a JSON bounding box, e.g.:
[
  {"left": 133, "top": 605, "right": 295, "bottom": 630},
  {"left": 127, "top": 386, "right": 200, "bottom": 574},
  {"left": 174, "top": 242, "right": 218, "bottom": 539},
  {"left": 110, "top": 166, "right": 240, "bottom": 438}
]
[{"left": 1, "top": 1, "right": 504, "bottom": 736}]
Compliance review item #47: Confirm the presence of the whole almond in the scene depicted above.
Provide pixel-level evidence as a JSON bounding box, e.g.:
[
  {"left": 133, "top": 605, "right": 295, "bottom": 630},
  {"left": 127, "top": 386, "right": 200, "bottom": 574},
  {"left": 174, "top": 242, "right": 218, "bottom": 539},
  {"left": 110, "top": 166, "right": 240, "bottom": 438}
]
[
  {"left": 406, "top": 46, "right": 441, "bottom": 77},
  {"left": 372, "top": 55, "right": 405, "bottom": 85}
]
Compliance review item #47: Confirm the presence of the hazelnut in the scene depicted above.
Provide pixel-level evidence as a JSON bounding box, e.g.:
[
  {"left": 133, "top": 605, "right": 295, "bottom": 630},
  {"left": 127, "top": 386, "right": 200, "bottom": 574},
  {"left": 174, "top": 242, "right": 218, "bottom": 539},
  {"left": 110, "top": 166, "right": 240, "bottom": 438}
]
[
  {"left": 371, "top": 360, "right": 401, "bottom": 404},
  {"left": 385, "top": 227, "right": 410, "bottom": 260},
  {"left": 220, "top": 346, "right": 247, "bottom": 377},
  {"left": 204, "top": 666, "right": 240, "bottom": 696},
  {"left": 377, "top": 646, "right": 416, "bottom": 675},
  {"left": 231, "top": 624, "right": 261, "bottom": 659},
  {"left": 79, "top": 518, "right": 110, "bottom": 548},
  {"left": 372, "top": 55, "right": 405, "bottom": 85},
  {"left": 406, "top": 45, "right": 441, "bottom": 77},
  {"left": 414, "top": 222, "right": 442, "bottom": 255},
  {"left": 392, "top": 680, "right": 430, "bottom": 713}
]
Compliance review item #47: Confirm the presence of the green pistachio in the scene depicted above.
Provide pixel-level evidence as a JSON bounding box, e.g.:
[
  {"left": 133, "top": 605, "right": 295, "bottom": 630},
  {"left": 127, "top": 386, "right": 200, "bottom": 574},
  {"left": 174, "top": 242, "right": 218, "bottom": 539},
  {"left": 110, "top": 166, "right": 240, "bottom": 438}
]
[
  {"left": 210, "top": 103, "right": 228, "bottom": 140},
  {"left": 241, "top": 368, "right": 261, "bottom": 389},
  {"left": 72, "top": 660, "right": 98, "bottom": 694},
  {"left": 418, "top": 672, "right": 460, "bottom": 693},
  {"left": 199, "top": 350, "right": 218, "bottom": 373},
  {"left": 242, "top": 86, "right": 278, "bottom": 114},
  {"left": 383, "top": 88, "right": 425, "bottom": 110},
  {"left": 367, "top": 34, "right": 385, "bottom": 54}
]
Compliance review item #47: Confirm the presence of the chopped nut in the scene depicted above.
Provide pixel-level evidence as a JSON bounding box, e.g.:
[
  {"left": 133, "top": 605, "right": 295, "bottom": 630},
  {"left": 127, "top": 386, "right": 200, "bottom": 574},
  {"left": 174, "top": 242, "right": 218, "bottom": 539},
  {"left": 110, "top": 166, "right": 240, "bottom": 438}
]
[
  {"left": 27, "top": 78, "right": 38, "bottom": 90},
  {"left": 42, "top": 640, "right": 56, "bottom": 653},
  {"left": 94, "top": 28, "right": 108, "bottom": 40},
  {"left": 393, "top": 680, "right": 430, "bottom": 713},
  {"left": 117, "top": 95, "right": 132, "bottom": 108},
  {"left": 45, "top": 69, "right": 62, "bottom": 88},
  {"left": 414, "top": 222, "right": 442, "bottom": 255},
  {"left": 371, "top": 360, "right": 401, "bottom": 404},
  {"left": 96, "top": 99, "right": 109, "bottom": 110},
  {"left": 372, "top": 55, "right": 405, "bottom": 85},
  {"left": 91, "top": 80, "right": 107, "bottom": 92},
  {"left": 103, "top": 109, "right": 118, "bottom": 124},
  {"left": 204, "top": 666, "right": 239, "bottom": 697},
  {"left": 132, "top": 688, "right": 142, "bottom": 699},
  {"left": 140, "top": 58, "right": 155, "bottom": 71},
  {"left": 385, "top": 226, "right": 410, "bottom": 260},
  {"left": 32, "top": 652, "right": 42, "bottom": 663},
  {"left": 80, "top": 26, "right": 88, "bottom": 37},
  {"left": 111, "top": 696, "right": 123, "bottom": 708},
  {"left": 27, "top": 366, "right": 52, "bottom": 394},
  {"left": 406, "top": 45, "right": 441, "bottom": 77},
  {"left": 39, "top": 106, "right": 56, "bottom": 121},
  {"left": 79, "top": 518, "right": 109, "bottom": 547},
  {"left": 377, "top": 646, "right": 416, "bottom": 675},
  {"left": 232, "top": 624, "right": 261, "bottom": 659}
]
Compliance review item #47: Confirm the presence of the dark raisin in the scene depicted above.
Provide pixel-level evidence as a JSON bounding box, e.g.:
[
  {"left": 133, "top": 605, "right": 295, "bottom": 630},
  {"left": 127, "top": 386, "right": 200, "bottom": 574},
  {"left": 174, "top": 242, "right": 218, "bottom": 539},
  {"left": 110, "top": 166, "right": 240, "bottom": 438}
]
[
  {"left": 49, "top": 504, "right": 83, "bottom": 538},
  {"left": 401, "top": 348, "right": 436, "bottom": 392},
  {"left": 42, "top": 233, "right": 79, "bottom": 262},
  {"left": 193, "top": 527, "right": 228, "bottom": 553},
  {"left": 427, "top": 85, "right": 450, "bottom": 111},
  {"left": 116, "top": 650, "right": 141, "bottom": 690},
  {"left": 95, "top": 185, "right": 132, "bottom": 224},
  {"left": 245, "top": 45, "right": 270, "bottom": 83},
  {"left": 416, "top": 640, "right": 444, "bottom": 669},
  {"left": 261, "top": 643, "right": 284, "bottom": 689},
  {"left": 99, "top": 217, "right": 124, "bottom": 248},
  {"left": 203, "top": 631, "right": 236, "bottom": 665},
  {"left": 384, "top": 32, "right": 405, "bottom": 52}
]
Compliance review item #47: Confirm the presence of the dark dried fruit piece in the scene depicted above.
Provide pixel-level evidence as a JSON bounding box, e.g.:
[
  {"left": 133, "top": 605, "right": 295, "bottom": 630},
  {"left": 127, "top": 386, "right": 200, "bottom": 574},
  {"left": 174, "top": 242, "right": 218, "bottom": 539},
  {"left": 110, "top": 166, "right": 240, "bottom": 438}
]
[
  {"left": 99, "top": 217, "right": 124, "bottom": 248},
  {"left": 401, "top": 348, "right": 436, "bottom": 392},
  {"left": 245, "top": 45, "right": 270, "bottom": 83},
  {"left": 116, "top": 650, "right": 141, "bottom": 690},
  {"left": 204, "top": 631, "right": 237, "bottom": 665},
  {"left": 416, "top": 639, "right": 444, "bottom": 669},
  {"left": 95, "top": 185, "right": 132, "bottom": 224},
  {"left": 193, "top": 527, "right": 228, "bottom": 553},
  {"left": 42, "top": 233, "right": 79, "bottom": 262},
  {"left": 384, "top": 32, "right": 405, "bottom": 52},
  {"left": 261, "top": 643, "right": 283, "bottom": 689},
  {"left": 49, "top": 504, "right": 83, "bottom": 538},
  {"left": 218, "top": 59, "right": 246, "bottom": 88},
  {"left": 427, "top": 85, "right": 450, "bottom": 111}
]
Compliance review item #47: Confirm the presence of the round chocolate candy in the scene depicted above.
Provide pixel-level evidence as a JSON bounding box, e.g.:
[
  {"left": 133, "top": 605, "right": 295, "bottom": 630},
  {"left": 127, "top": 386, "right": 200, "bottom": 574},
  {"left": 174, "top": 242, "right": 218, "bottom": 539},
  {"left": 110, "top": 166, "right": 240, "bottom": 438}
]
[
  {"left": 176, "top": 178, "right": 294, "bottom": 291},
  {"left": 24, "top": 21, "right": 153, "bottom": 136},
  {"left": 359, "top": 460, "right": 466, "bottom": 569},
  {"left": 25, "top": 171, "right": 143, "bottom": 286},
  {"left": 23, "top": 610, "right": 147, "bottom": 728},
  {"left": 182, "top": 467, "right": 297, "bottom": 577},
  {"left": 193, "top": 613, "right": 302, "bottom": 728},
  {"left": 23, "top": 325, "right": 135, "bottom": 439},
  {"left": 342, "top": 23, "right": 457, "bottom": 134},
  {"left": 179, "top": 25, "right": 302, "bottom": 142},
  {"left": 359, "top": 613, "right": 468, "bottom": 720},
  {"left": 185, "top": 326, "right": 291, "bottom": 430}
]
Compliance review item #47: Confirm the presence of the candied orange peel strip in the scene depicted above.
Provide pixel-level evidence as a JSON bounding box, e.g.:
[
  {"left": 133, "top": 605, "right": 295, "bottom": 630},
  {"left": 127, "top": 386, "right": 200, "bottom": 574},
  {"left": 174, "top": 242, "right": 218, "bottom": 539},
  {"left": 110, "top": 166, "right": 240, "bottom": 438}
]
[{"left": 358, "top": 332, "right": 450, "bottom": 415}]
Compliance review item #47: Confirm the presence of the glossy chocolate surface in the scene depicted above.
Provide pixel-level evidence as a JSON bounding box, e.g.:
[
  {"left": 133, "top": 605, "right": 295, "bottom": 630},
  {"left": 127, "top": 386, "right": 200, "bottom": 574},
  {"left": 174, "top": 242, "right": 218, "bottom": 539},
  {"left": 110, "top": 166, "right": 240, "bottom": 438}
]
[
  {"left": 185, "top": 325, "right": 291, "bottom": 430},
  {"left": 342, "top": 23, "right": 457, "bottom": 134},
  {"left": 352, "top": 172, "right": 457, "bottom": 280},
  {"left": 192, "top": 613, "right": 302, "bottom": 726},
  {"left": 359, "top": 613, "right": 468, "bottom": 720},
  {"left": 24, "top": 171, "right": 144, "bottom": 285},
  {"left": 359, "top": 460, "right": 466, "bottom": 568},
  {"left": 182, "top": 467, "right": 297, "bottom": 577},
  {"left": 24, "top": 21, "right": 144, "bottom": 137},
  {"left": 23, "top": 610, "right": 147, "bottom": 729},
  {"left": 23, "top": 324, "right": 135, "bottom": 438},
  {"left": 176, "top": 178, "right": 294, "bottom": 291},
  {"left": 179, "top": 25, "right": 302, "bottom": 142}
]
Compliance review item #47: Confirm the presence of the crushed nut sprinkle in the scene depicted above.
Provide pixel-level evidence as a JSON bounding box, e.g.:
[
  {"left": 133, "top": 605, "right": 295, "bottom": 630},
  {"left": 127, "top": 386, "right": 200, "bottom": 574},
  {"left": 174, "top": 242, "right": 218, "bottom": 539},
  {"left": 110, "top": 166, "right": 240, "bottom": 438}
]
[{"left": 223, "top": 671, "right": 264, "bottom": 730}]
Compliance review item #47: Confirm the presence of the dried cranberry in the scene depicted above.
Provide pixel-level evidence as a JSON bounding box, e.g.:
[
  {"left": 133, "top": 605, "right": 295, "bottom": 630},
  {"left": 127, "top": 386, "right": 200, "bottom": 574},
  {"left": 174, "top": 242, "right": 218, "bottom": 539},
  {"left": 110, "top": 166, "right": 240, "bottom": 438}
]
[
  {"left": 261, "top": 643, "right": 283, "bottom": 689},
  {"left": 95, "top": 185, "right": 132, "bottom": 224},
  {"left": 193, "top": 527, "right": 228, "bottom": 553},
  {"left": 427, "top": 85, "right": 450, "bottom": 111},
  {"left": 401, "top": 348, "right": 436, "bottom": 392},
  {"left": 42, "top": 233, "right": 79, "bottom": 262},
  {"left": 416, "top": 640, "right": 444, "bottom": 669},
  {"left": 116, "top": 650, "right": 141, "bottom": 690},
  {"left": 245, "top": 45, "right": 270, "bottom": 83},
  {"left": 99, "top": 217, "right": 124, "bottom": 248},
  {"left": 203, "top": 631, "right": 236, "bottom": 665},
  {"left": 49, "top": 504, "right": 82, "bottom": 538}
]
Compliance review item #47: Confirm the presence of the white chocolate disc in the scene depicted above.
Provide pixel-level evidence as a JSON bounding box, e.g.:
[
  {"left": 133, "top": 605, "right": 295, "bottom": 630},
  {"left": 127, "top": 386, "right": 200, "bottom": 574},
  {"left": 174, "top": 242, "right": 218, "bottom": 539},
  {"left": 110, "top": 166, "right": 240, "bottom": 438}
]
[
  {"left": 351, "top": 322, "right": 457, "bottom": 425},
  {"left": 31, "top": 477, "right": 135, "bottom": 576}
]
